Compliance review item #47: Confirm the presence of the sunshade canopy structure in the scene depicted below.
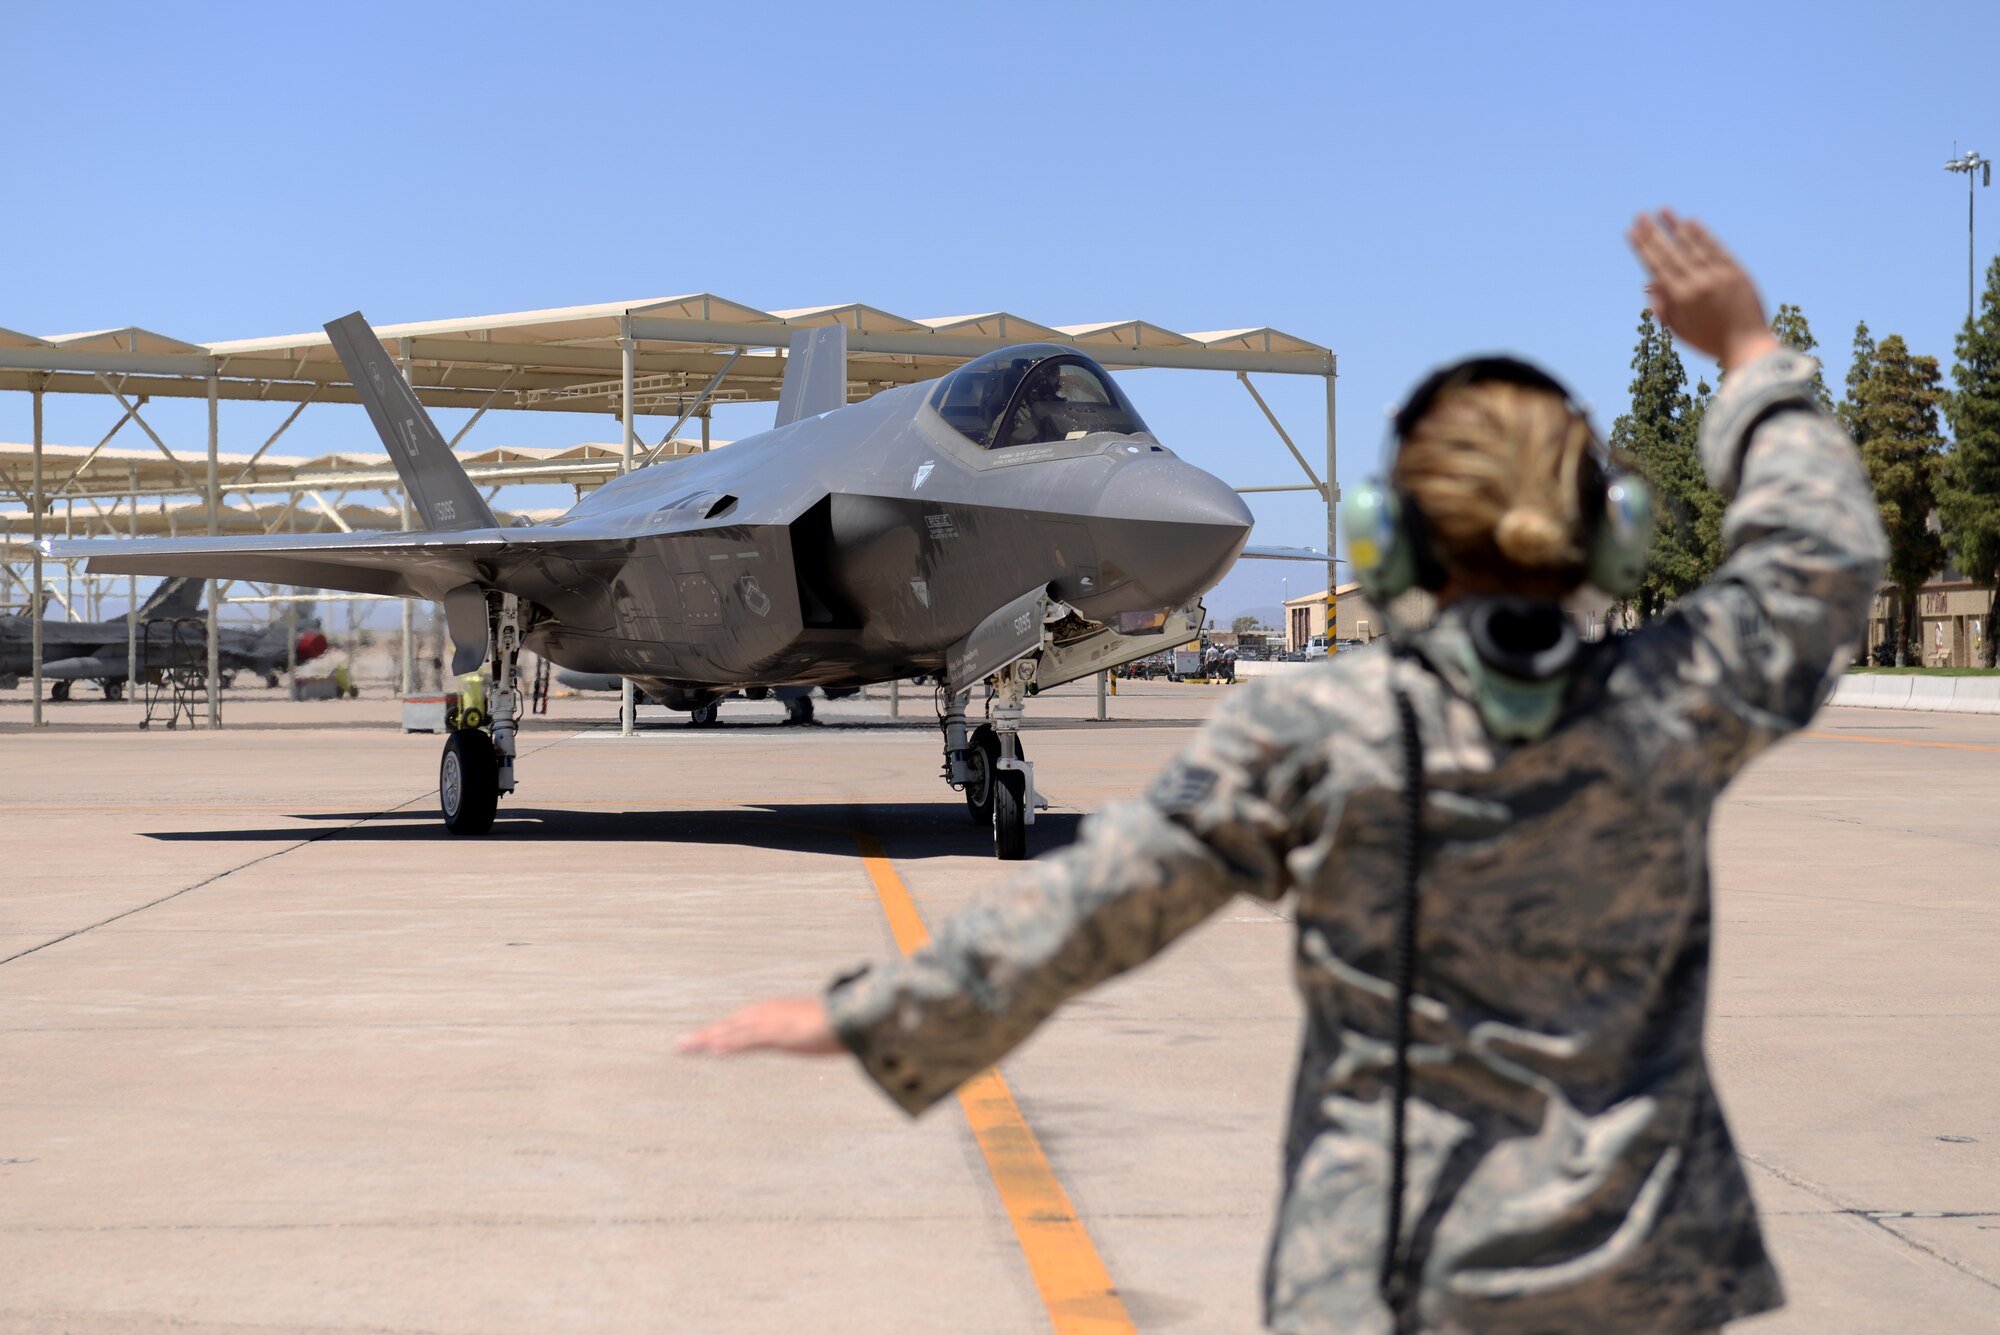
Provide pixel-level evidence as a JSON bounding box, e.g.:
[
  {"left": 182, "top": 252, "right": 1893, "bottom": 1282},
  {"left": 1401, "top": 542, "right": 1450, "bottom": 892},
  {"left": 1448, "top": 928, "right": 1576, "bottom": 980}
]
[{"left": 1, "top": 296, "right": 1337, "bottom": 724}]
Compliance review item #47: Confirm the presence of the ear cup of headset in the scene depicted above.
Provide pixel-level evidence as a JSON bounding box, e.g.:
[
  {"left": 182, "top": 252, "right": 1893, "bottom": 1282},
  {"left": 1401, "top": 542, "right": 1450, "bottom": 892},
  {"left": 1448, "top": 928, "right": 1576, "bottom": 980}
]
[
  {"left": 1341, "top": 482, "right": 1416, "bottom": 604},
  {"left": 1586, "top": 475, "right": 1654, "bottom": 598}
]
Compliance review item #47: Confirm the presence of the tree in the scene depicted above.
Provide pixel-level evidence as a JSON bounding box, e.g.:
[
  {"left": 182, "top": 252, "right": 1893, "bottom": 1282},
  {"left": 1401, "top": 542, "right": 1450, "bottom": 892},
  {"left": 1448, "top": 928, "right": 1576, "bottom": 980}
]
[
  {"left": 1846, "top": 331, "right": 1947, "bottom": 665},
  {"left": 1769, "top": 303, "right": 1834, "bottom": 410},
  {"left": 1231, "top": 614, "right": 1260, "bottom": 635},
  {"left": 1942, "top": 257, "right": 2000, "bottom": 666},
  {"left": 1838, "top": 321, "right": 1876, "bottom": 444},
  {"left": 1609, "top": 311, "right": 1720, "bottom": 620}
]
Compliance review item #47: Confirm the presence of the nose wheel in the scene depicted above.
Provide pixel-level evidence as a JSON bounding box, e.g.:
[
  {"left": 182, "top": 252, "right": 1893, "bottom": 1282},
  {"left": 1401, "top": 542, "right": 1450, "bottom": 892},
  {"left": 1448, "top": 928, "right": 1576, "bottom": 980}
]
[
  {"left": 942, "top": 660, "right": 1045, "bottom": 861},
  {"left": 993, "top": 768, "right": 1027, "bottom": 861}
]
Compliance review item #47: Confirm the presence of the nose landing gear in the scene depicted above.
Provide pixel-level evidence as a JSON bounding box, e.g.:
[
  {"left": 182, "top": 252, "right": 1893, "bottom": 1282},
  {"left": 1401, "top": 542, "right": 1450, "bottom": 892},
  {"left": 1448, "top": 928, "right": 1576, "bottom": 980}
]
[{"left": 941, "top": 656, "right": 1047, "bottom": 861}]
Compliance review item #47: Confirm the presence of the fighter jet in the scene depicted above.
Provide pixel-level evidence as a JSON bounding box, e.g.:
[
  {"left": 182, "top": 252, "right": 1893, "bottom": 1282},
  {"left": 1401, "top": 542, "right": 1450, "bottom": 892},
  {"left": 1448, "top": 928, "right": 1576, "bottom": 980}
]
[
  {"left": 55, "top": 313, "right": 1263, "bottom": 858},
  {"left": 1, "top": 578, "right": 329, "bottom": 700}
]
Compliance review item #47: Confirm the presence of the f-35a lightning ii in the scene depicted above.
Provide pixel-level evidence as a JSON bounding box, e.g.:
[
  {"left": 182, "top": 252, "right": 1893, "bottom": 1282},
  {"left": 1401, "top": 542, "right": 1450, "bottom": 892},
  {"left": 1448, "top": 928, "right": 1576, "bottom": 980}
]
[
  {"left": 56, "top": 313, "right": 1271, "bottom": 858},
  {"left": 0, "top": 578, "right": 329, "bottom": 700}
]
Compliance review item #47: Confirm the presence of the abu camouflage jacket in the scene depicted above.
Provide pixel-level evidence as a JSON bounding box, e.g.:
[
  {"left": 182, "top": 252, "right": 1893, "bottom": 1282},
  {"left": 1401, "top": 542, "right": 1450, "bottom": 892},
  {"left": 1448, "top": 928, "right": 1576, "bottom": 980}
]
[{"left": 826, "top": 348, "right": 1886, "bottom": 1333}]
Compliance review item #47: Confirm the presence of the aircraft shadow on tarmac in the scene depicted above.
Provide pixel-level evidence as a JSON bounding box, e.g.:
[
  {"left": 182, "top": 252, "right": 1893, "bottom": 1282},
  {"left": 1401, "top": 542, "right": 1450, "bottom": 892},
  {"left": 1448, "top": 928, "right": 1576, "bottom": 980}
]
[{"left": 140, "top": 802, "right": 1087, "bottom": 862}]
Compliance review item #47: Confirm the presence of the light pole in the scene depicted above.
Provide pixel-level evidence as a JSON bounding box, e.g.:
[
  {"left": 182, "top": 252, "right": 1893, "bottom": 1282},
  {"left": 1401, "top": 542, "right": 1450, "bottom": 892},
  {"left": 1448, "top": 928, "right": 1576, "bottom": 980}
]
[{"left": 1944, "top": 149, "right": 1990, "bottom": 328}]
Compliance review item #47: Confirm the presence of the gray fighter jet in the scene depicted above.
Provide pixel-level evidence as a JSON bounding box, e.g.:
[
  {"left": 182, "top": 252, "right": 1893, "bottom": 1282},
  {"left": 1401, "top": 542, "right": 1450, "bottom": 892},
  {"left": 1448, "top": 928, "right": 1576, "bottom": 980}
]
[
  {"left": 55, "top": 313, "right": 1263, "bottom": 857},
  {"left": 1, "top": 579, "right": 330, "bottom": 700}
]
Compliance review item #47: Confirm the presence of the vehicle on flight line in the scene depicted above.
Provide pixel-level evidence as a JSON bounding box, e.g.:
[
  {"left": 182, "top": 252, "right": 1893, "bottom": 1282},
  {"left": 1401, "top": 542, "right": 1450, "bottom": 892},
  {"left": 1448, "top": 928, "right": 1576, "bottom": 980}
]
[
  {"left": 0, "top": 577, "right": 328, "bottom": 700},
  {"left": 56, "top": 313, "right": 1314, "bottom": 858}
]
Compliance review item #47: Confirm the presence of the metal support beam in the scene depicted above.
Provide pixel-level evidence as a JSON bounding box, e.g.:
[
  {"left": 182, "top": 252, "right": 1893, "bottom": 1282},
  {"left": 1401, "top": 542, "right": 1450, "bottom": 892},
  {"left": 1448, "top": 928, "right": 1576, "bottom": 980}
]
[
  {"left": 306, "top": 491, "right": 352, "bottom": 532},
  {"left": 620, "top": 325, "right": 637, "bottom": 737},
  {"left": 1324, "top": 366, "right": 1338, "bottom": 648},
  {"left": 1237, "top": 372, "right": 1326, "bottom": 498},
  {"left": 127, "top": 463, "right": 138, "bottom": 701},
  {"left": 225, "top": 394, "right": 315, "bottom": 486},
  {"left": 95, "top": 376, "right": 201, "bottom": 489},
  {"left": 640, "top": 350, "right": 741, "bottom": 466},
  {"left": 445, "top": 372, "right": 518, "bottom": 450},
  {"left": 30, "top": 385, "right": 43, "bottom": 726},
  {"left": 206, "top": 369, "right": 221, "bottom": 726}
]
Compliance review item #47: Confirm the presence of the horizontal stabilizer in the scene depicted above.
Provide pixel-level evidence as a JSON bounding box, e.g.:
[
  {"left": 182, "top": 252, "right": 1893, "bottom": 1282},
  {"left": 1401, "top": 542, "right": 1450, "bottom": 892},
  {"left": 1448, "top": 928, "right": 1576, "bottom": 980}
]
[
  {"left": 1239, "top": 544, "right": 1337, "bottom": 563},
  {"left": 324, "top": 312, "right": 499, "bottom": 533},
  {"left": 773, "top": 325, "right": 849, "bottom": 429}
]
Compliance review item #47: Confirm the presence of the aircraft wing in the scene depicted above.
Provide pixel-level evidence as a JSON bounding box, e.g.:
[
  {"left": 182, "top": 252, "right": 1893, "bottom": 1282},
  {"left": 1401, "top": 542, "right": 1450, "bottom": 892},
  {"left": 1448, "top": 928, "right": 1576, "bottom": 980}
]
[
  {"left": 46, "top": 527, "right": 618, "bottom": 602},
  {"left": 1239, "top": 545, "right": 1338, "bottom": 563}
]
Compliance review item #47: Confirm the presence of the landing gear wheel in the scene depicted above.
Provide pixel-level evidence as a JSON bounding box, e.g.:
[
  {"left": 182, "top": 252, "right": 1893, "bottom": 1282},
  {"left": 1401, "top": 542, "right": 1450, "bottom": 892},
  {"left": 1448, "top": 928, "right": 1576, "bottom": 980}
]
[
  {"left": 440, "top": 730, "right": 500, "bottom": 836},
  {"left": 994, "top": 769, "right": 1027, "bottom": 861},
  {"left": 784, "top": 696, "right": 815, "bottom": 726},
  {"left": 49, "top": 679, "right": 70, "bottom": 703},
  {"left": 102, "top": 680, "right": 123, "bottom": 702},
  {"left": 963, "top": 724, "right": 1000, "bottom": 826},
  {"left": 219, "top": 671, "right": 236, "bottom": 690},
  {"left": 264, "top": 672, "right": 280, "bottom": 689},
  {"left": 688, "top": 702, "right": 720, "bottom": 728}
]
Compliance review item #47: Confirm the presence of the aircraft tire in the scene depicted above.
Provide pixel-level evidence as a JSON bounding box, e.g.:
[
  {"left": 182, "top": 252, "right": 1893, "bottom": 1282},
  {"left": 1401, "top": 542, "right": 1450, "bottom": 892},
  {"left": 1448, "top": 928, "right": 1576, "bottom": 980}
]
[
  {"left": 265, "top": 672, "right": 280, "bottom": 689},
  {"left": 103, "top": 680, "right": 123, "bottom": 702},
  {"left": 688, "top": 702, "right": 720, "bottom": 728},
  {"left": 50, "top": 679, "right": 71, "bottom": 703},
  {"left": 220, "top": 671, "right": 237, "bottom": 690},
  {"left": 440, "top": 730, "right": 500, "bottom": 836},
  {"left": 994, "top": 769, "right": 1027, "bottom": 861},
  {"left": 784, "top": 696, "right": 815, "bottom": 726},
  {"left": 964, "top": 725, "right": 1000, "bottom": 825}
]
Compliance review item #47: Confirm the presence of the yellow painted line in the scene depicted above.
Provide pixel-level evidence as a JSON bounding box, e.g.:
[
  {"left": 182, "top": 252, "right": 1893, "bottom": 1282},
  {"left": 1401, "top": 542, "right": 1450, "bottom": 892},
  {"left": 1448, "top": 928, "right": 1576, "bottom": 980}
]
[
  {"left": 1803, "top": 731, "right": 2000, "bottom": 754},
  {"left": 853, "top": 834, "right": 1136, "bottom": 1335}
]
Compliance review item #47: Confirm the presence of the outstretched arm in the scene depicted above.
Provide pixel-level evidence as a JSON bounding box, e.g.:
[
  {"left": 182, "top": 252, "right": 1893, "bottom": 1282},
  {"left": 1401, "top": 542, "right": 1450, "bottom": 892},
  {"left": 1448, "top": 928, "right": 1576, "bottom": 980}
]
[
  {"left": 680, "top": 684, "right": 1310, "bottom": 1113},
  {"left": 1626, "top": 210, "right": 1887, "bottom": 779}
]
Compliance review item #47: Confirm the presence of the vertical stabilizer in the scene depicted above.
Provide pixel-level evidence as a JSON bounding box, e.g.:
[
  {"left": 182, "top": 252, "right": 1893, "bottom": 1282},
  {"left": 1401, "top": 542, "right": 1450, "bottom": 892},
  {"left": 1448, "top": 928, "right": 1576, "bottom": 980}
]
[
  {"left": 136, "top": 576, "right": 203, "bottom": 621},
  {"left": 323, "top": 312, "right": 499, "bottom": 533},
  {"left": 773, "top": 325, "right": 849, "bottom": 428}
]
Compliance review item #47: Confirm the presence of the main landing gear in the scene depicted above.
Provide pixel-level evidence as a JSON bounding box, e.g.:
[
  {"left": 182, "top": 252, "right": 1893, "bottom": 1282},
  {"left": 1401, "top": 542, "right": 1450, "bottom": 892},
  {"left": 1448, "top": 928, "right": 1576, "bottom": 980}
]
[
  {"left": 439, "top": 592, "right": 523, "bottom": 836},
  {"left": 941, "top": 657, "right": 1046, "bottom": 861}
]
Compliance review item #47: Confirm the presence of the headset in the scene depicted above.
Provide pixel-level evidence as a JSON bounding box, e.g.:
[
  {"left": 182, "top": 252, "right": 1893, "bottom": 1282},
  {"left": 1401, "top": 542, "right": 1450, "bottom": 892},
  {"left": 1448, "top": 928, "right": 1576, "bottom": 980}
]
[{"left": 1341, "top": 356, "right": 1654, "bottom": 607}]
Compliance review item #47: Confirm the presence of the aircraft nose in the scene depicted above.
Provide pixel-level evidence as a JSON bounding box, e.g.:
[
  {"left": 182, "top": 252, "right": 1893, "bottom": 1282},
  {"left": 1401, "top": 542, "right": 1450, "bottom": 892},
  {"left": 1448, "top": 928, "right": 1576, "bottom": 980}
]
[{"left": 1093, "top": 457, "right": 1253, "bottom": 604}]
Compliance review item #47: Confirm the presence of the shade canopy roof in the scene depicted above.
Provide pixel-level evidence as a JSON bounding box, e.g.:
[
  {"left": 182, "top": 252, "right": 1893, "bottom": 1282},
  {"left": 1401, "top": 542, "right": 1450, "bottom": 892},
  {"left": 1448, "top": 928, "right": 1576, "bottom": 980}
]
[
  {"left": 0, "top": 296, "right": 1332, "bottom": 417},
  {"left": 0, "top": 439, "right": 717, "bottom": 505}
]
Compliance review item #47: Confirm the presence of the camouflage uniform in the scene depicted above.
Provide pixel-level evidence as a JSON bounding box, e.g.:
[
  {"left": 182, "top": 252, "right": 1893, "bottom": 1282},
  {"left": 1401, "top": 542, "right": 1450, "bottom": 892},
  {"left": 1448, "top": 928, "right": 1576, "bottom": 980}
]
[{"left": 826, "top": 348, "right": 1886, "bottom": 1334}]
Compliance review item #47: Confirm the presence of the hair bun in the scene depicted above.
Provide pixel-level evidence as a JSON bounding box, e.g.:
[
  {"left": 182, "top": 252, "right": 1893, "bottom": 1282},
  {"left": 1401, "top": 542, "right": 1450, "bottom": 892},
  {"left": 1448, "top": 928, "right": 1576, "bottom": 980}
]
[{"left": 1493, "top": 506, "right": 1570, "bottom": 567}]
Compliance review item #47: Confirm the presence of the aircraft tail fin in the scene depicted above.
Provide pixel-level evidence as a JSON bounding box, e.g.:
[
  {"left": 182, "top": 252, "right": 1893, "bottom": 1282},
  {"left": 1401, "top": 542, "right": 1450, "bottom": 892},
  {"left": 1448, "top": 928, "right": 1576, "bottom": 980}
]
[
  {"left": 135, "top": 575, "right": 203, "bottom": 621},
  {"left": 772, "top": 325, "right": 849, "bottom": 429},
  {"left": 323, "top": 312, "right": 499, "bottom": 533}
]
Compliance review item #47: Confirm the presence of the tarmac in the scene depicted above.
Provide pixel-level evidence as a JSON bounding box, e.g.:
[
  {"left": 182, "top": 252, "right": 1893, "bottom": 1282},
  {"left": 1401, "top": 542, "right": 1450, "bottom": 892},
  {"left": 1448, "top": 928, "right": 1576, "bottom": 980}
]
[{"left": 1, "top": 678, "right": 1995, "bottom": 1334}]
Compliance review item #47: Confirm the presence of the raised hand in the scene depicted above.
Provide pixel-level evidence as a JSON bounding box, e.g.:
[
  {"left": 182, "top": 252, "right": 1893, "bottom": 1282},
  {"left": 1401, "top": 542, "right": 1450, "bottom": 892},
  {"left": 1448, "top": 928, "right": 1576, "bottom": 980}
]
[
  {"left": 677, "top": 995, "right": 845, "bottom": 1057},
  {"left": 1627, "top": 209, "right": 1780, "bottom": 373}
]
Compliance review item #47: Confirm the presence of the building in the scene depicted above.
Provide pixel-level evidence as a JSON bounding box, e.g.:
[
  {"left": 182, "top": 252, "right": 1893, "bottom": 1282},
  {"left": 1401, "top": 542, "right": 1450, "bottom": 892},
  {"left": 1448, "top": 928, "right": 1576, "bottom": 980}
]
[
  {"left": 1867, "top": 577, "right": 1993, "bottom": 667},
  {"left": 1282, "top": 583, "right": 1629, "bottom": 652},
  {"left": 1282, "top": 583, "right": 1439, "bottom": 650}
]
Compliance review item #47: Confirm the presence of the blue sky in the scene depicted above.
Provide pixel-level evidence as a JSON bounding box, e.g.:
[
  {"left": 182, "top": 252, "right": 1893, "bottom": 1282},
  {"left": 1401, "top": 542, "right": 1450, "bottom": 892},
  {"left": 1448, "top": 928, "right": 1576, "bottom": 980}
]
[{"left": 8, "top": 2, "right": 1996, "bottom": 620}]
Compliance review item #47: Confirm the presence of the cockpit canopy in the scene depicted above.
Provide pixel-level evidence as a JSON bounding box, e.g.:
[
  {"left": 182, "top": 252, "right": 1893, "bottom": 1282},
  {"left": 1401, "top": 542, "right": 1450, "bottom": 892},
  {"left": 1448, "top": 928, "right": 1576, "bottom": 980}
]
[{"left": 930, "top": 344, "right": 1151, "bottom": 449}]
